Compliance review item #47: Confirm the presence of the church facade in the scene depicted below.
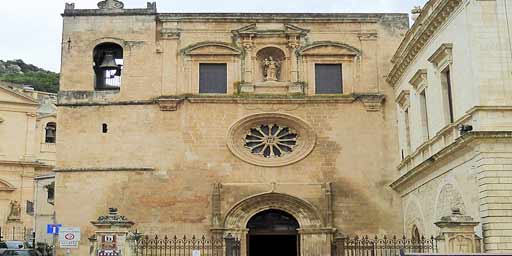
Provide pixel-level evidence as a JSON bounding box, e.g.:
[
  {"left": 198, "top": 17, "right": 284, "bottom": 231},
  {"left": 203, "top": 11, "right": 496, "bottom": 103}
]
[{"left": 56, "top": 1, "right": 409, "bottom": 255}]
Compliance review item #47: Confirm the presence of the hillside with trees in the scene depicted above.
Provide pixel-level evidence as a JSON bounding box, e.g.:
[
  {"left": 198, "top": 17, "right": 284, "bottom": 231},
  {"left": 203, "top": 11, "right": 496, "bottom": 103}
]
[{"left": 0, "top": 59, "right": 59, "bottom": 93}]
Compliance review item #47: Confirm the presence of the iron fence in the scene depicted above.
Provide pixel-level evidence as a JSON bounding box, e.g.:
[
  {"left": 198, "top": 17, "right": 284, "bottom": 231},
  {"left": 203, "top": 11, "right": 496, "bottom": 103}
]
[
  {"left": 334, "top": 235, "right": 437, "bottom": 256},
  {"left": 0, "top": 226, "right": 34, "bottom": 242},
  {"left": 132, "top": 234, "right": 240, "bottom": 256}
]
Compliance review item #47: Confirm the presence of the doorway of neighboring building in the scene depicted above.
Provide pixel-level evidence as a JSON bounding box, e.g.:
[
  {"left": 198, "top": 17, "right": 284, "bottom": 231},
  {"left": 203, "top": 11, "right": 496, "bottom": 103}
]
[{"left": 246, "top": 209, "right": 300, "bottom": 256}]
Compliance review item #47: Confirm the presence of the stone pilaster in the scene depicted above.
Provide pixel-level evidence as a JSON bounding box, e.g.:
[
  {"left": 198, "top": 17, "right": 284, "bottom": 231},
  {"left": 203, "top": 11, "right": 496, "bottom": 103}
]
[
  {"left": 160, "top": 29, "right": 181, "bottom": 95},
  {"left": 241, "top": 35, "right": 255, "bottom": 84},
  {"left": 23, "top": 112, "right": 37, "bottom": 161},
  {"left": 288, "top": 36, "right": 301, "bottom": 83}
]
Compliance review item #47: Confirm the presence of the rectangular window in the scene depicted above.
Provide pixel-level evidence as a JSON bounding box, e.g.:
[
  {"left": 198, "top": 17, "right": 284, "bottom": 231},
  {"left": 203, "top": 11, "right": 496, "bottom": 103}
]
[
  {"left": 419, "top": 90, "right": 430, "bottom": 140},
  {"left": 404, "top": 108, "right": 411, "bottom": 154},
  {"left": 26, "top": 201, "right": 34, "bottom": 216},
  {"left": 315, "top": 64, "right": 343, "bottom": 94},
  {"left": 441, "top": 68, "right": 454, "bottom": 123},
  {"left": 199, "top": 63, "right": 227, "bottom": 94}
]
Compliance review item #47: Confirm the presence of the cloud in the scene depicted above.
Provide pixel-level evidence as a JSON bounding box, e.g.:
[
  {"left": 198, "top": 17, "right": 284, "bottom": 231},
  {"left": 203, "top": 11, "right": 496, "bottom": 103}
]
[{"left": 0, "top": 0, "right": 426, "bottom": 72}]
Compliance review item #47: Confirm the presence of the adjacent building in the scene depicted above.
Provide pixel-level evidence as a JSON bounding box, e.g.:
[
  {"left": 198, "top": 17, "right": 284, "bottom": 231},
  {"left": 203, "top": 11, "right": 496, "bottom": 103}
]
[
  {"left": 56, "top": 1, "right": 409, "bottom": 255},
  {"left": 388, "top": 0, "right": 512, "bottom": 252},
  {"left": 0, "top": 82, "right": 57, "bottom": 240}
]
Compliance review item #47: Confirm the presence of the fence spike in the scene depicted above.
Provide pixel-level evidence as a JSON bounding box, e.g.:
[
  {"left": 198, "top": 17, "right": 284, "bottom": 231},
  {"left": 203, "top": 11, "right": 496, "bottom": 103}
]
[
  {"left": 174, "top": 235, "right": 177, "bottom": 240},
  {"left": 202, "top": 235, "right": 206, "bottom": 240},
  {"left": 192, "top": 235, "right": 196, "bottom": 240},
  {"left": 164, "top": 235, "right": 168, "bottom": 240},
  {"left": 155, "top": 235, "right": 159, "bottom": 239},
  {"left": 355, "top": 235, "right": 359, "bottom": 240},
  {"left": 402, "top": 234, "right": 406, "bottom": 240},
  {"left": 383, "top": 235, "right": 387, "bottom": 240},
  {"left": 392, "top": 235, "right": 396, "bottom": 240},
  {"left": 183, "top": 235, "right": 187, "bottom": 240}
]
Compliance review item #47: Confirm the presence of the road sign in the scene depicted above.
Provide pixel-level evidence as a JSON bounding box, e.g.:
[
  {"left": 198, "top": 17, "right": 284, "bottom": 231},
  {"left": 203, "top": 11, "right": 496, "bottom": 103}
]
[
  {"left": 59, "top": 227, "right": 81, "bottom": 249},
  {"left": 47, "top": 224, "right": 62, "bottom": 235}
]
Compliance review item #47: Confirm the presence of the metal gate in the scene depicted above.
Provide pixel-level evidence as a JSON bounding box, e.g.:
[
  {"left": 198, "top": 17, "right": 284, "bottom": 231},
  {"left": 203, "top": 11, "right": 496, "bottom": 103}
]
[{"left": 333, "top": 235, "right": 437, "bottom": 256}]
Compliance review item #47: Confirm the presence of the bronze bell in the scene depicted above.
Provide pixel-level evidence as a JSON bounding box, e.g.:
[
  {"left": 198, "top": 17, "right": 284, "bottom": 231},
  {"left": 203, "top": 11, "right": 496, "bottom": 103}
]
[{"left": 99, "top": 51, "right": 118, "bottom": 70}]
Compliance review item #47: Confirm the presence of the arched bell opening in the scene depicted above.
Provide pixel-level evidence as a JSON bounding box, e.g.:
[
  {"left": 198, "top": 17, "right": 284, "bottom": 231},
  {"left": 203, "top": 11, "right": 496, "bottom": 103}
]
[{"left": 246, "top": 209, "right": 299, "bottom": 256}]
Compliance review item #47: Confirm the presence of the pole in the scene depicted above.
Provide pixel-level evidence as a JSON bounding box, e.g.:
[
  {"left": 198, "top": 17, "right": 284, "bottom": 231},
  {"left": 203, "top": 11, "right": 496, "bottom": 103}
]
[{"left": 52, "top": 211, "right": 56, "bottom": 256}]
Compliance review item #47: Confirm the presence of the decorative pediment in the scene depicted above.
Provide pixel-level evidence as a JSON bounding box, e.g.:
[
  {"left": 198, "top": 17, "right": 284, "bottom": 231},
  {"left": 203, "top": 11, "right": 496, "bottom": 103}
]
[
  {"left": 232, "top": 23, "right": 309, "bottom": 37},
  {"left": 396, "top": 90, "right": 410, "bottom": 109},
  {"left": 428, "top": 43, "right": 453, "bottom": 67},
  {"left": 182, "top": 42, "right": 242, "bottom": 56},
  {"left": 0, "top": 179, "right": 16, "bottom": 192},
  {"left": 299, "top": 41, "right": 361, "bottom": 56},
  {"left": 0, "top": 86, "right": 38, "bottom": 106},
  {"left": 409, "top": 69, "right": 427, "bottom": 90}
]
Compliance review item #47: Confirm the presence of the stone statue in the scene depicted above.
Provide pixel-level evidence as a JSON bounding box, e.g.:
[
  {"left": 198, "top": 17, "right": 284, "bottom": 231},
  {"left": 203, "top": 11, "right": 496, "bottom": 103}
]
[
  {"left": 263, "top": 56, "right": 280, "bottom": 81},
  {"left": 8, "top": 201, "right": 21, "bottom": 221}
]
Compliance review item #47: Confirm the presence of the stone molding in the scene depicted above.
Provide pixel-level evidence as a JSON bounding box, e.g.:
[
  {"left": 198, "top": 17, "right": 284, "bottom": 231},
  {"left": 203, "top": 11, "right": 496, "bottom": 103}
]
[
  {"left": 226, "top": 113, "right": 316, "bottom": 167},
  {"left": 387, "top": 0, "right": 462, "bottom": 87},
  {"left": 54, "top": 167, "right": 155, "bottom": 173},
  {"left": 158, "top": 13, "right": 390, "bottom": 23}
]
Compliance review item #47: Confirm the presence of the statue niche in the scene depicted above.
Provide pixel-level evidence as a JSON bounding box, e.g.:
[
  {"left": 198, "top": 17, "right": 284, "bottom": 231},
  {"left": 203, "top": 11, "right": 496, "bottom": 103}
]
[{"left": 256, "top": 47, "right": 286, "bottom": 82}]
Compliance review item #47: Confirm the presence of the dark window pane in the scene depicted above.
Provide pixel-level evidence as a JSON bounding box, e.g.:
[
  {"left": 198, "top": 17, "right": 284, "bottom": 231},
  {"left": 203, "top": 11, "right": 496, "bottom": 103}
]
[
  {"left": 315, "top": 64, "right": 343, "bottom": 94},
  {"left": 199, "top": 63, "right": 227, "bottom": 94}
]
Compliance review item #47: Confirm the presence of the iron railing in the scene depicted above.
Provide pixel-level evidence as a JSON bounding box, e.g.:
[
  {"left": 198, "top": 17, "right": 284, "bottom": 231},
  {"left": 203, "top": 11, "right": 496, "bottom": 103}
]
[
  {"left": 334, "top": 235, "right": 437, "bottom": 256},
  {"left": 0, "top": 226, "right": 34, "bottom": 242},
  {"left": 132, "top": 234, "right": 240, "bottom": 256}
]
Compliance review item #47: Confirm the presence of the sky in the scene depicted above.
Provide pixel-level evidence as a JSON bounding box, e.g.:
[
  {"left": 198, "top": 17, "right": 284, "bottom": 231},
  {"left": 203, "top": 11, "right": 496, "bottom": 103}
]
[{"left": 0, "top": 0, "right": 427, "bottom": 72}]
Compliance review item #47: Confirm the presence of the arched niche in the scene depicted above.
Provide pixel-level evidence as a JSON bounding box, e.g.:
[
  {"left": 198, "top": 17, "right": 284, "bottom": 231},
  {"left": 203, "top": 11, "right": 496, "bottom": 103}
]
[{"left": 255, "top": 46, "right": 288, "bottom": 82}]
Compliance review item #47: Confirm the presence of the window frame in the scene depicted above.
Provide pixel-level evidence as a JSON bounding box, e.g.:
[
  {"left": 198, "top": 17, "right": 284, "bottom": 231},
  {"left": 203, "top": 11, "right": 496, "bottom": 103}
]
[
  {"left": 314, "top": 63, "right": 343, "bottom": 94},
  {"left": 198, "top": 63, "right": 228, "bottom": 94}
]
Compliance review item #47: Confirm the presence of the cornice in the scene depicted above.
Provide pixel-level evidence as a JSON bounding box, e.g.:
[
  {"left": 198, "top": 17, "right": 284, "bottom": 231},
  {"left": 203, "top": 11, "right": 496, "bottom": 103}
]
[
  {"left": 387, "top": 0, "right": 462, "bottom": 87},
  {"left": 390, "top": 131, "right": 512, "bottom": 191},
  {"left": 54, "top": 167, "right": 155, "bottom": 173}
]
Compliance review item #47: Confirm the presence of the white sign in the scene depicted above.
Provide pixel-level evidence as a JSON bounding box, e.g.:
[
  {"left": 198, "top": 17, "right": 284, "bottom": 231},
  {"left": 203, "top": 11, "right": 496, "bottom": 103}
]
[
  {"left": 59, "top": 227, "right": 81, "bottom": 249},
  {"left": 192, "top": 250, "right": 201, "bottom": 256}
]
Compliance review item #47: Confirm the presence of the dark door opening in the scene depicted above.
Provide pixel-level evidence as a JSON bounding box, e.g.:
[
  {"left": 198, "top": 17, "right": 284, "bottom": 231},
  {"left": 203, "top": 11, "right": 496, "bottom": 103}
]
[{"left": 246, "top": 209, "right": 299, "bottom": 256}]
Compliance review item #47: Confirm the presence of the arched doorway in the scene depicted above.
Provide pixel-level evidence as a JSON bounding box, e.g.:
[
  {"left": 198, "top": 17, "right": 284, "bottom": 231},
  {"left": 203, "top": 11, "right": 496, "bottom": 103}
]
[{"left": 246, "top": 209, "right": 299, "bottom": 256}]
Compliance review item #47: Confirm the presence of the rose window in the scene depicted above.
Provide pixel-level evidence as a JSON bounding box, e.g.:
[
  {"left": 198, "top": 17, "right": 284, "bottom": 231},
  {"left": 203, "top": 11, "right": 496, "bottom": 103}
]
[{"left": 244, "top": 124, "right": 298, "bottom": 158}]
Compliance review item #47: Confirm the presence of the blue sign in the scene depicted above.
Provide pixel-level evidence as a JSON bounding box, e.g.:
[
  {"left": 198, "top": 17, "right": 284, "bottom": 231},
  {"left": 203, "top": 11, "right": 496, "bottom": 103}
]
[{"left": 46, "top": 224, "right": 62, "bottom": 234}]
